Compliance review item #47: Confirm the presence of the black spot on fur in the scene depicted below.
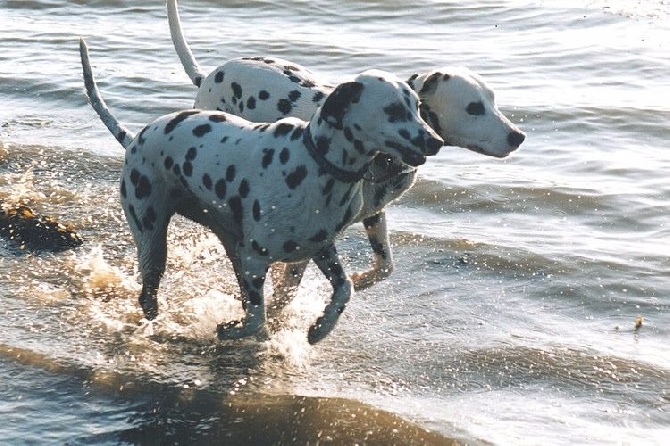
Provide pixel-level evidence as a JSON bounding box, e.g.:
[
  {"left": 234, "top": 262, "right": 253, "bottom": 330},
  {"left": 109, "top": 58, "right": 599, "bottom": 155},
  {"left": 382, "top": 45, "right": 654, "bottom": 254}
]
[
  {"left": 202, "top": 173, "right": 212, "bottom": 190},
  {"left": 335, "top": 206, "right": 353, "bottom": 232},
  {"left": 252, "top": 199, "right": 261, "bottom": 221},
  {"left": 322, "top": 178, "right": 335, "bottom": 196},
  {"left": 183, "top": 161, "right": 193, "bottom": 177},
  {"left": 246, "top": 96, "right": 256, "bottom": 110},
  {"left": 120, "top": 179, "right": 127, "bottom": 198},
  {"left": 130, "top": 169, "right": 140, "bottom": 186},
  {"left": 261, "top": 148, "right": 275, "bottom": 169},
  {"left": 226, "top": 165, "right": 236, "bottom": 182},
  {"left": 209, "top": 114, "right": 227, "bottom": 123},
  {"left": 164, "top": 156, "right": 174, "bottom": 170},
  {"left": 228, "top": 196, "right": 243, "bottom": 226},
  {"left": 277, "top": 99, "right": 292, "bottom": 115},
  {"left": 141, "top": 206, "right": 157, "bottom": 231},
  {"left": 288, "top": 90, "right": 301, "bottom": 102},
  {"left": 274, "top": 122, "right": 294, "bottom": 137},
  {"left": 290, "top": 127, "right": 303, "bottom": 140},
  {"left": 315, "top": 136, "right": 330, "bottom": 155},
  {"left": 338, "top": 184, "right": 354, "bottom": 207},
  {"left": 192, "top": 123, "right": 212, "bottom": 137},
  {"left": 419, "top": 72, "right": 441, "bottom": 96},
  {"left": 238, "top": 179, "right": 250, "bottom": 198},
  {"left": 320, "top": 82, "right": 364, "bottom": 129},
  {"left": 384, "top": 102, "right": 410, "bottom": 123},
  {"left": 215, "top": 179, "right": 227, "bottom": 199},
  {"left": 312, "top": 91, "right": 326, "bottom": 103},
  {"left": 467, "top": 101, "right": 486, "bottom": 116},
  {"left": 285, "top": 165, "right": 308, "bottom": 189},
  {"left": 309, "top": 230, "right": 327, "bottom": 243},
  {"left": 172, "top": 164, "right": 181, "bottom": 176},
  {"left": 136, "top": 127, "right": 147, "bottom": 145},
  {"left": 127, "top": 204, "right": 143, "bottom": 232},
  {"left": 214, "top": 71, "right": 224, "bottom": 83},
  {"left": 186, "top": 146, "right": 197, "bottom": 161},
  {"left": 407, "top": 73, "right": 419, "bottom": 89},
  {"left": 283, "top": 240, "right": 298, "bottom": 253},
  {"left": 231, "top": 82, "right": 242, "bottom": 99},
  {"left": 420, "top": 105, "right": 443, "bottom": 136},
  {"left": 259, "top": 90, "right": 270, "bottom": 100},
  {"left": 343, "top": 127, "right": 354, "bottom": 142},
  {"left": 279, "top": 147, "right": 290, "bottom": 164},
  {"left": 165, "top": 110, "right": 199, "bottom": 134},
  {"left": 135, "top": 175, "right": 152, "bottom": 199}
]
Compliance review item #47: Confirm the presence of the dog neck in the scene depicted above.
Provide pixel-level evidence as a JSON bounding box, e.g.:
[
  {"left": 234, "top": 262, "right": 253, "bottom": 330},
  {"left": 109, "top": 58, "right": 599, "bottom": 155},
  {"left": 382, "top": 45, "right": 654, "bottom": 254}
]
[{"left": 303, "top": 125, "right": 370, "bottom": 183}]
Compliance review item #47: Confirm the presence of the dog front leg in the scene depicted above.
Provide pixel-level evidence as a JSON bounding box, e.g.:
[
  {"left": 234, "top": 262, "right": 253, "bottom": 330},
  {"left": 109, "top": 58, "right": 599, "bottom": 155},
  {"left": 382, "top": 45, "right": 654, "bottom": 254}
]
[
  {"left": 350, "top": 211, "right": 394, "bottom": 290},
  {"left": 308, "top": 245, "right": 353, "bottom": 344},
  {"left": 217, "top": 254, "right": 269, "bottom": 341}
]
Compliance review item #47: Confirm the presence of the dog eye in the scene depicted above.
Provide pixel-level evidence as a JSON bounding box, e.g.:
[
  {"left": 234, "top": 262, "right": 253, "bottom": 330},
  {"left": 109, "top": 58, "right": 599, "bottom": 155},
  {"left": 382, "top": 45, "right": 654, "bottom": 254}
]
[{"left": 466, "top": 101, "right": 486, "bottom": 116}]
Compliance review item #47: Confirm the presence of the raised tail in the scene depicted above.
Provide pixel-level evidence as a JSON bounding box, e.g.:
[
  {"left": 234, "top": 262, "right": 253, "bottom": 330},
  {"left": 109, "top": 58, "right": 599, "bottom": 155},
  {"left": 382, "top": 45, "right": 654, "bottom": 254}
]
[
  {"left": 167, "top": 0, "right": 206, "bottom": 87},
  {"left": 79, "top": 38, "right": 134, "bottom": 148}
]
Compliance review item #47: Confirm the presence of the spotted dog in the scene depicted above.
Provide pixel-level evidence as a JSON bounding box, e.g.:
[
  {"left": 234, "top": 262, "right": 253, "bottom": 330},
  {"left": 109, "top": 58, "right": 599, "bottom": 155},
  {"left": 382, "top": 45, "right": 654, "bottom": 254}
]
[
  {"left": 168, "top": 0, "right": 526, "bottom": 295},
  {"left": 80, "top": 39, "right": 442, "bottom": 343}
]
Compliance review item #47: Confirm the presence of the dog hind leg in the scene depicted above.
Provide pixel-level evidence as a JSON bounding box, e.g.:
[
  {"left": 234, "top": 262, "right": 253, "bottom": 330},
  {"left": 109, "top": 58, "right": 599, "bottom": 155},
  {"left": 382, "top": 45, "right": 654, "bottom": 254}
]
[
  {"left": 217, "top": 250, "right": 270, "bottom": 341},
  {"left": 130, "top": 204, "right": 172, "bottom": 321},
  {"left": 268, "top": 261, "right": 309, "bottom": 321}
]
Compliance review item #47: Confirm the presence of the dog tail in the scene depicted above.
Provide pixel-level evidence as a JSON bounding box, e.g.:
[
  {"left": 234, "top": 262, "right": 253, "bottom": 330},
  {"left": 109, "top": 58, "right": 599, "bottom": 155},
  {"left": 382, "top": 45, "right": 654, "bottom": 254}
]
[
  {"left": 79, "top": 38, "right": 134, "bottom": 149},
  {"left": 168, "top": 0, "right": 206, "bottom": 88}
]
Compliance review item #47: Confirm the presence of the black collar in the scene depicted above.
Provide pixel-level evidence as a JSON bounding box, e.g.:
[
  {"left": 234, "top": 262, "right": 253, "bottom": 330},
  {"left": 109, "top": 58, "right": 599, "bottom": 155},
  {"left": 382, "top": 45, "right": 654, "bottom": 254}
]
[{"left": 303, "top": 126, "right": 369, "bottom": 183}]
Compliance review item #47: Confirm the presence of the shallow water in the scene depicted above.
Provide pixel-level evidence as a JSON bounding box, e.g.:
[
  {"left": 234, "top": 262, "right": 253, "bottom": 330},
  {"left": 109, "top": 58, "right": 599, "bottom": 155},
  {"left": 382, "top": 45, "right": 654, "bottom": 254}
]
[{"left": 1, "top": 0, "right": 669, "bottom": 444}]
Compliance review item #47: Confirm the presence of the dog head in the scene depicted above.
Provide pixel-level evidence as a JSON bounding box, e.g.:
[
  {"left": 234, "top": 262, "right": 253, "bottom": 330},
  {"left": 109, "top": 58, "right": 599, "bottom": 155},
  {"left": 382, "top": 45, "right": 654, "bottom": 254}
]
[
  {"left": 318, "top": 69, "right": 443, "bottom": 167},
  {"left": 409, "top": 67, "right": 525, "bottom": 158}
]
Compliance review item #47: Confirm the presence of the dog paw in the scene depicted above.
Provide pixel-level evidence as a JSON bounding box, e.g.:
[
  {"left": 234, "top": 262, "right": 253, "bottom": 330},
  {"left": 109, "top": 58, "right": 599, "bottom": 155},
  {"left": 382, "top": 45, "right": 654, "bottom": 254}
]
[
  {"left": 350, "top": 270, "right": 377, "bottom": 290},
  {"left": 307, "top": 317, "right": 328, "bottom": 345},
  {"left": 140, "top": 303, "right": 159, "bottom": 321},
  {"left": 216, "top": 319, "right": 267, "bottom": 341},
  {"left": 350, "top": 266, "right": 392, "bottom": 291},
  {"left": 216, "top": 320, "right": 244, "bottom": 340}
]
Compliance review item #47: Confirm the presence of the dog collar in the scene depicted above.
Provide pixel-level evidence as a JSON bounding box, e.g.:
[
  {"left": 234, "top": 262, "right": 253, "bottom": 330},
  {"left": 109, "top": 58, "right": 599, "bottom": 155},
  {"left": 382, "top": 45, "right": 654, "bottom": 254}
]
[{"left": 303, "top": 126, "right": 369, "bottom": 183}]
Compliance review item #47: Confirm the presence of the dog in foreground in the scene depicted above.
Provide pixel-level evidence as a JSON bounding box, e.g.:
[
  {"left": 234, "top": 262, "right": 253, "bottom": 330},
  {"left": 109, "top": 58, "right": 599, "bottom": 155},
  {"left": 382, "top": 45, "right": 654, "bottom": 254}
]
[
  {"left": 80, "top": 38, "right": 443, "bottom": 343},
  {"left": 167, "top": 0, "right": 526, "bottom": 295}
]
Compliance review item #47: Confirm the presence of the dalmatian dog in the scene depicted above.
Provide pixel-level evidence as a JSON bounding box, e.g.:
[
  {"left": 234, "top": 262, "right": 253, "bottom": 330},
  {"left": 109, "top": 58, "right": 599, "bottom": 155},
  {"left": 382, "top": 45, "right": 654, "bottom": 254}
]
[
  {"left": 168, "top": 0, "right": 526, "bottom": 296},
  {"left": 79, "top": 39, "right": 443, "bottom": 343}
]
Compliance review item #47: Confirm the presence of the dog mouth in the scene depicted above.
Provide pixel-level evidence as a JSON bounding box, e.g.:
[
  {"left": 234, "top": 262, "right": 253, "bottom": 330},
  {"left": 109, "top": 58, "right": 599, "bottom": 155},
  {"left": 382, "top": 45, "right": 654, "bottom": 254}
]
[
  {"left": 384, "top": 141, "right": 427, "bottom": 166},
  {"left": 466, "top": 144, "right": 517, "bottom": 158}
]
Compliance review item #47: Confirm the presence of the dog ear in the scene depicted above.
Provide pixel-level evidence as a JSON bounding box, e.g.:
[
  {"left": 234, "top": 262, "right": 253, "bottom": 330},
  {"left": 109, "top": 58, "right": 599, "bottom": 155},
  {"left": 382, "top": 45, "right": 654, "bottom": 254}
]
[
  {"left": 418, "top": 72, "right": 445, "bottom": 97},
  {"left": 320, "top": 81, "right": 364, "bottom": 129}
]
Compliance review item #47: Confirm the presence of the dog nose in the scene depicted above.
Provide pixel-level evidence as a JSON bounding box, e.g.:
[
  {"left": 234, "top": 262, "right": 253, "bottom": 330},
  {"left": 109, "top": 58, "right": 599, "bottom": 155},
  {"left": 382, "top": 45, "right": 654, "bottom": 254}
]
[
  {"left": 507, "top": 130, "right": 525, "bottom": 148},
  {"left": 425, "top": 136, "right": 443, "bottom": 155}
]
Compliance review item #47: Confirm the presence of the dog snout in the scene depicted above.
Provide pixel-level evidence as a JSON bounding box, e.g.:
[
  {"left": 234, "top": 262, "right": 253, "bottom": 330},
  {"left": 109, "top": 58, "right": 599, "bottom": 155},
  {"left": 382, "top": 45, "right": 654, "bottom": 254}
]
[
  {"left": 507, "top": 130, "right": 525, "bottom": 149},
  {"left": 425, "top": 135, "right": 443, "bottom": 155}
]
